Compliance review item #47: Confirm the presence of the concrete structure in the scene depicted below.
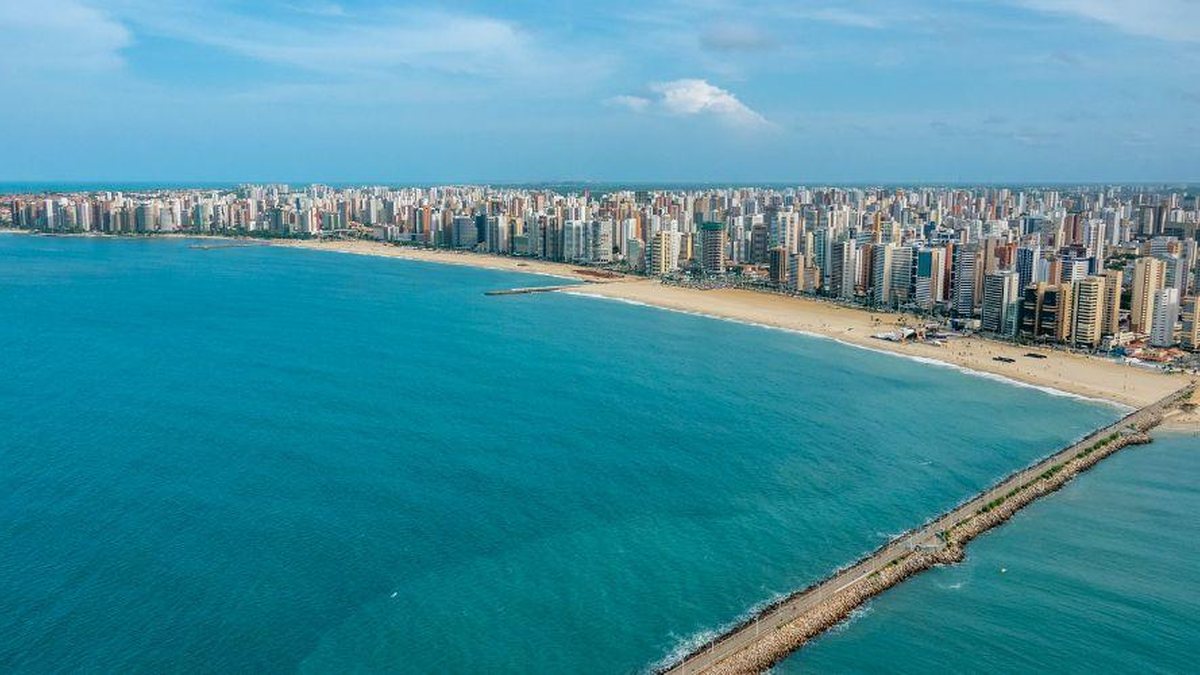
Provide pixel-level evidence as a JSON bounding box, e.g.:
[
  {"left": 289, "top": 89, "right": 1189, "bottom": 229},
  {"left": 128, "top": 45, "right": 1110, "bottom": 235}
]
[
  {"left": 660, "top": 386, "right": 1194, "bottom": 675},
  {"left": 1131, "top": 257, "right": 1166, "bottom": 334},
  {"left": 1072, "top": 276, "right": 1105, "bottom": 349},
  {"left": 1182, "top": 297, "right": 1200, "bottom": 351},
  {"left": 981, "top": 270, "right": 1020, "bottom": 336},
  {"left": 699, "top": 222, "right": 727, "bottom": 275},
  {"left": 1101, "top": 269, "right": 1123, "bottom": 336},
  {"left": 1150, "top": 287, "right": 1180, "bottom": 347}
]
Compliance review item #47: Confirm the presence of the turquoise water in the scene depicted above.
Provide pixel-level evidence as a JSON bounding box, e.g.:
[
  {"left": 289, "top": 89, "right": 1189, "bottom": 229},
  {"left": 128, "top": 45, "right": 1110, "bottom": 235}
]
[
  {"left": 781, "top": 431, "right": 1200, "bottom": 675},
  {"left": 0, "top": 236, "right": 1119, "bottom": 673}
]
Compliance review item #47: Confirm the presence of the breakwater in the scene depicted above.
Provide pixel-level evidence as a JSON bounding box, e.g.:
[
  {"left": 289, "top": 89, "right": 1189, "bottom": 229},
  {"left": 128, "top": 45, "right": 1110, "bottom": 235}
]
[
  {"left": 484, "top": 285, "right": 578, "bottom": 296},
  {"left": 660, "top": 384, "right": 1195, "bottom": 675}
]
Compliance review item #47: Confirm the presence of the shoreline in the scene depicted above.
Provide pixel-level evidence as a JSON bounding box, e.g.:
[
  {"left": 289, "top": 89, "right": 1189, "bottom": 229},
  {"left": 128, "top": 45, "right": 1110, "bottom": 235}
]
[
  {"left": 569, "top": 280, "right": 1190, "bottom": 409},
  {"left": 659, "top": 385, "right": 1193, "bottom": 674},
  {"left": 5, "top": 233, "right": 1190, "bottom": 408},
  {"left": 266, "top": 238, "right": 1187, "bottom": 408},
  {"left": 562, "top": 291, "right": 1133, "bottom": 411},
  {"left": 269, "top": 238, "right": 618, "bottom": 283}
]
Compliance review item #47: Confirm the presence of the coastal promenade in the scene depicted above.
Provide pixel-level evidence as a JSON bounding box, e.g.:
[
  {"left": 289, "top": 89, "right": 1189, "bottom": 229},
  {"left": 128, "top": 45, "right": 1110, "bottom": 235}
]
[{"left": 660, "top": 383, "right": 1195, "bottom": 674}]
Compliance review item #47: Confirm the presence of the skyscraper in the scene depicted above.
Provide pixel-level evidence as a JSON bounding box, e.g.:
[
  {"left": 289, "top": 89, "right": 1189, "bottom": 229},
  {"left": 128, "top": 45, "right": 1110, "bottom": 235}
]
[
  {"left": 869, "top": 242, "right": 894, "bottom": 306},
  {"left": 830, "top": 239, "right": 857, "bottom": 300},
  {"left": 1150, "top": 287, "right": 1180, "bottom": 347},
  {"left": 951, "top": 244, "right": 980, "bottom": 318},
  {"left": 768, "top": 247, "right": 789, "bottom": 286},
  {"left": 1016, "top": 245, "right": 1042, "bottom": 290},
  {"left": 698, "top": 222, "right": 726, "bottom": 275},
  {"left": 1131, "top": 257, "right": 1166, "bottom": 334},
  {"left": 1101, "top": 269, "right": 1123, "bottom": 336},
  {"left": 1071, "top": 276, "right": 1105, "bottom": 349},
  {"left": 1182, "top": 297, "right": 1200, "bottom": 351},
  {"left": 981, "top": 270, "right": 1020, "bottom": 336}
]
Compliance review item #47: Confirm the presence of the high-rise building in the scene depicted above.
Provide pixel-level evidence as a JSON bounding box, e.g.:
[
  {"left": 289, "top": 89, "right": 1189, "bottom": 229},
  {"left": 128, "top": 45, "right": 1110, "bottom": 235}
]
[
  {"left": 981, "top": 270, "right": 1020, "bottom": 336},
  {"left": 830, "top": 239, "right": 857, "bottom": 300},
  {"left": 1101, "top": 269, "right": 1123, "bottom": 336},
  {"left": 1150, "top": 288, "right": 1180, "bottom": 347},
  {"left": 1131, "top": 257, "right": 1166, "bottom": 334},
  {"left": 912, "top": 247, "right": 946, "bottom": 310},
  {"left": 1040, "top": 283, "right": 1074, "bottom": 343},
  {"left": 750, "top": 223, "right": 769, "bottom": 264},
  {"left": 951, "top": 244, "right": 980, "bottom": 318},
  {"left": 648, "top": 230, "right": 676, "bottom": 276},
  {"left": 698, "top": 222, "right": 726, "bottom": 275},
  {"left": 869, "top": 243, "right": 894, "bottom": 306},
  {"left": 768, "top": 247, "right": 789, "bottom": 285},
  {"left": 1072, "top": 276, "right": 1106, "bottom": 349},
  {"left": 1019, "top": 283, "right": 1045, "bottom": 340},
  {"left": 1016, "top": 245, "right": 1042, "bottom": 290},
  {"left": 1182, "top": 297, "right": 1200, "bottom": 351}
]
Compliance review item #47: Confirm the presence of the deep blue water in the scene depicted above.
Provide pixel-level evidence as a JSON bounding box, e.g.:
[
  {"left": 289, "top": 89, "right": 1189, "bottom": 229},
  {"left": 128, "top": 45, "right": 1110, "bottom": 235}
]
[
  {"left": 780, "top": 431, "right": 1200, "bottom": 674},
  {"left": 0, "top": 235, "right": 1121, "bottom": 672}
]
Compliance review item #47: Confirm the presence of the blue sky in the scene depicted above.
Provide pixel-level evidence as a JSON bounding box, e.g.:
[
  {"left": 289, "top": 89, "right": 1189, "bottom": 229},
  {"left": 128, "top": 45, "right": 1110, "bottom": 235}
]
[{"left": 3, "top": 0, "right": 1199, "bottom": 183}]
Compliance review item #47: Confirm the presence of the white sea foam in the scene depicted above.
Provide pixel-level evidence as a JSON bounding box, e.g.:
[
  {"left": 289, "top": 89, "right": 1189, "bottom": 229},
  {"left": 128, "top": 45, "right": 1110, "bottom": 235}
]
[
  {"left": 647, "top": 589, "right": 794, "bottom": 674},
  {"left": 828, "top": 603, "right": 874, "bottom": 634},
  {"left": 560, "top": 290, "right": 1132, "bottom": 412}
]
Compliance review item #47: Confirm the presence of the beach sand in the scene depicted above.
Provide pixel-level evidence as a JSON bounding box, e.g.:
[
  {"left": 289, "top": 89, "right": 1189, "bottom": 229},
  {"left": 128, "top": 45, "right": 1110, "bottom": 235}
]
[
  {"left": 276, "top": 240, "right": 1190, "bottom": 408},
  {"left": 571, "top": 281, "right": 1193, "bottom": 409},
  {"left": 273, "top": 238, "right": 616, "bottom": 282}
]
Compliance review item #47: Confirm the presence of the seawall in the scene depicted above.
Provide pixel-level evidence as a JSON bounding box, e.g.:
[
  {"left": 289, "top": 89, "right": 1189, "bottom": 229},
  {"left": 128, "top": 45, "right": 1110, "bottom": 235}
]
[{"left": 659, "top": 384, "right": 1195, "bottom": 674}]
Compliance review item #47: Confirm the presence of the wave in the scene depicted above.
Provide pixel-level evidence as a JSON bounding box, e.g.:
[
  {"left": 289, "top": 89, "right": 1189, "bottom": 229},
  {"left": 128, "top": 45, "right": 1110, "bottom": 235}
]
[
  {"left": 646, "top": 588, "right": 794, "bottom": 674},
  {"left": 560, "top": 290, "right": 1131, "bottom": 412}
]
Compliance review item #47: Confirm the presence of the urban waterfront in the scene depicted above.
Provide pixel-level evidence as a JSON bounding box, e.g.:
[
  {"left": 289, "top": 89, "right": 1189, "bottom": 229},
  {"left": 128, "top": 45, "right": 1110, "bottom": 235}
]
[{"left": 0, "top": 235, "right": 1123, "bottom": 672}]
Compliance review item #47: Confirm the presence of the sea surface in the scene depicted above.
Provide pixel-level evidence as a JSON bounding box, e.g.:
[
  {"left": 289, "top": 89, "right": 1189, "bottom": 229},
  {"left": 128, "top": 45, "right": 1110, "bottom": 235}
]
[
  {"left": 0, "top": 235, "right": 1132, "bottom": 673},
  {"left": 779, "top": 431, "right": 1200, "bottom": 675}
]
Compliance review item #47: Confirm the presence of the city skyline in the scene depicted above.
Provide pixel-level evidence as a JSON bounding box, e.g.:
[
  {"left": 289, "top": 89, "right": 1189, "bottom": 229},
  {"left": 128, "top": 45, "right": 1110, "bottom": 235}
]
[{"left": 6, "top": 0, "right": 1200, "bottom": 183}]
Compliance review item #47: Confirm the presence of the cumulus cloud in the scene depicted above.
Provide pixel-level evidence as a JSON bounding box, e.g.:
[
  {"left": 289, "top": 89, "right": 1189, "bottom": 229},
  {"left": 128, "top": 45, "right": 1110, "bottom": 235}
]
[
  {"left": 1015, "top": 0, "right": 1200, "bottom": 42},
  {"left": 609, "top": 79, "right": 771, "bottom": 129}
]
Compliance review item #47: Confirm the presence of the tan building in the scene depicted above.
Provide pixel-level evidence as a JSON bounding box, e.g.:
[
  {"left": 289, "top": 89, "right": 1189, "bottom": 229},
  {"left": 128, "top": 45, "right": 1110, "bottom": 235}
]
[
  {"left": 1182, "top": 297, "right": 1200, "bottom": 351},
  {"left": 1101, "top": 268, "right": 1123, "bottom": 336},
  {"left": 1072, "top": 276, "right": 1106, "bottom": 349},
  {"left": 1130, "top": 257, "right": 1166, "bottom": 334}
]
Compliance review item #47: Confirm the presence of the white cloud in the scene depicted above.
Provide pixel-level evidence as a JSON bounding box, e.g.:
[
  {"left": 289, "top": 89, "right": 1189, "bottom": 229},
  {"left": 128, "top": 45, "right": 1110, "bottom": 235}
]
[
  {"left": 802, "top": 8, "right": 885, "bottom": 29},
  {"left": 115, "top": 2, "right": 595, "bottom": 82},
  {"left": 611, "top": 79, "right": 771, "bottom": 129},
  {"left": 606, "top": 95, "right": 652, "bottom": 112},
  {"left": 0, "top": 0, "right": 131, "bottom": 75},
  {"left": 1015, "top": 0, "right": 1200, "bottom": 42}
]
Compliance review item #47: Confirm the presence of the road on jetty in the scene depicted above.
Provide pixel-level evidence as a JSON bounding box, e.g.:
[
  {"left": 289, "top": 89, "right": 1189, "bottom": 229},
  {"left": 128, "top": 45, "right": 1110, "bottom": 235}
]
[{"left": 661, "top": 384, "right": 1194, "bottom": 675}]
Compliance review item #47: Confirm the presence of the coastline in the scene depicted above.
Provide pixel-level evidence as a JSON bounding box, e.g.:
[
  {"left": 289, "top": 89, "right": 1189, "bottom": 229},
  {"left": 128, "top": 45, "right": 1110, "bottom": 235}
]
[
  {"left": 269, "top": 238, "right": 617, "bottom": 283},
  {"left": 6, "top": 233, "right": 1189, "bottom": 408},
  {"left": 571, "top": 280, "right": 1189, "bottom": 409},
  {"left": 275, "top": 239, "right": 1190, "bottom": 408}
]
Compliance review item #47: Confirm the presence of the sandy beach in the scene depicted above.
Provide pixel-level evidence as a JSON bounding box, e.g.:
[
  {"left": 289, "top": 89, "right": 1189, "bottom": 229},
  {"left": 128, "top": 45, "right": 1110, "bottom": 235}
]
[
  {"left": 573, "top": 280, "right": 1195, "bottom": 409},
  {"left": 21, "top": 234, "right": 1181, "bottom": 410},
  {"left": 268, "top": 240, "right": 1192, "bottom": 409},
  {"left": 272, "top": 238, "right": 618, "bottom": 282}
]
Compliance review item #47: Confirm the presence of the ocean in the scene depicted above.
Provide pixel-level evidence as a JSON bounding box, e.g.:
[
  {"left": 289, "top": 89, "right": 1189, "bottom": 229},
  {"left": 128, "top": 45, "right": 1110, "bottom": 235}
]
[{"left": 0, "top": 234, "right": 1161, "bottom": 673}]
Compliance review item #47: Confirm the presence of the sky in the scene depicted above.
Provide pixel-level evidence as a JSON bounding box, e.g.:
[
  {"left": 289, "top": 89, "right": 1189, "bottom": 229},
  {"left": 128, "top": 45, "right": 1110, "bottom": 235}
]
[{"left": 3, "top": 0, "right": 1199, "bottom": 183}]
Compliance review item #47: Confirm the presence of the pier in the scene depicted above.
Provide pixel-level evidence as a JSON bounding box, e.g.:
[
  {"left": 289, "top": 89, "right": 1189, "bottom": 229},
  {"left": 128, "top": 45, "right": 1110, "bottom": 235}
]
[
  {"left": 660, "top": 384, "right": 1195, "bottom": 675},
  {"left": 484, "top": 285, "right": 577, "bottom": 296}
]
